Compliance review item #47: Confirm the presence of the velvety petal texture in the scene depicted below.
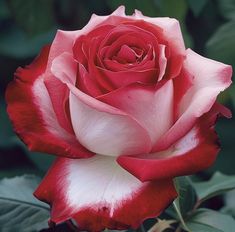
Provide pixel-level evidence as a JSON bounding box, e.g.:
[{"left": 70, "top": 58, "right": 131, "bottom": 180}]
[
  {"left": 34, "top": 156, "right": 177, "bottom": 231},
  {"left": 6, "top": 5, "right": 232, "bottom": 232}
]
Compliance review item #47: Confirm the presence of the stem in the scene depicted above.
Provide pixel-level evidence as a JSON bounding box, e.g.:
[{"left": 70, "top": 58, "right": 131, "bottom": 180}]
[
  {"left": 192, "top": 199, "right": 202, "bottom": 212},
  {"left": 173, "top": 201, "right": 190, "bottom": 232}
]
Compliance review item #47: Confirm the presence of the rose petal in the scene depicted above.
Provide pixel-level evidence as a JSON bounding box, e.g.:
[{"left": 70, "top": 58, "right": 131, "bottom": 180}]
[
  {"left": 173, "top": 68, "right": 194, "bottom": 120},
  {"left": 51, "top": 52, "right": 103, "bottom": 97},
  {"left": 96, "top": 67, "right": 157, "bottom": 90},
  {"left": 133, "top": 11, "right": 185, "bottom": 56},
  {"left": 77, "top": 63, "right": 103, "bottom": 97},
  {"left": 51, "top": 52, "right": 77, "bottom": 85},
  {"left": 44, "top": 76, "right": 74, "bottom": 134},
  {"left": 118, "top": 105, "right": 222, "bottom": 181},
  {"left": 98, "top": 80, "right": 174, "bottom": 146},
  {"left": 6, "top": 46, "right": 93, "bottom": 158},
  {"left": 154, "top": 49, "right": 232, "bottom": 151},
  {"left": 69, "top": 89, "right": 152, "bottom": 156},
  {"left": 51, "top": 52, "right": 152, "bottom": 156},
  {"left": 34, "top": 156, "right": 177, "bottom": 231},
  {"left": 46, "top": 6, "right": 127, "bottom": 70}
]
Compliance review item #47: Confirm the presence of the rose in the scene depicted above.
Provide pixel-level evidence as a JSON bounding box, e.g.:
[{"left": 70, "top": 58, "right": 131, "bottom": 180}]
[{"left": 6, "top": 6, "right": 232, "bottom": 231}]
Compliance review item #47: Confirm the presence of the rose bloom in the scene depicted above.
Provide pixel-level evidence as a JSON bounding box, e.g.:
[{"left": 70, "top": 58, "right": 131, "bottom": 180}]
[{"left": 6, "top": 6, "right": 232, "bottom": 231}]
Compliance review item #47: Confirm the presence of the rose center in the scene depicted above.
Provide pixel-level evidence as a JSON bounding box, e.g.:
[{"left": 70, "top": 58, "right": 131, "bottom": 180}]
[{"left": 113, "top": 44, "right": 144, "bottom": 64}]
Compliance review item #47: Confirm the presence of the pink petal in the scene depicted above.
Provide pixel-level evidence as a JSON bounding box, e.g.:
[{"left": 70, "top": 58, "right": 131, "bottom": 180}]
[
  {"left": 133, "top": 11, "right": 185, "bottom": 56},
  {"left": 51, "top": 52, "right": 77, "bottom": 85},
  {"left": 98, "top": 80, "right": 174, "bottom": 147},
  {"left": 154, "top": 49, "right": 232, "bottom": 151},
  {"left": 46, "top": 5, "right": 127, "bottom": 71},
  {"left": 69, "top": 88, "right": 152, "bottom": 156},
  {"left": 34, "top": 155, "right": 177, "bottom": 231}
]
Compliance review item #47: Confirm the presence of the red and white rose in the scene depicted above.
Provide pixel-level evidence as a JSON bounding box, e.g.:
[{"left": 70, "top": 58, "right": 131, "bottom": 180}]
[{"left": 6, "top": 6, "right": 232, "bottom": 231}]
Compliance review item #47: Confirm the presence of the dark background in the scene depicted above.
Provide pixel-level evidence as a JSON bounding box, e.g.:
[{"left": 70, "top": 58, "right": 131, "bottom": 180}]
[{"left": 0, "top": 0, "right": 235, "bottom": 182}]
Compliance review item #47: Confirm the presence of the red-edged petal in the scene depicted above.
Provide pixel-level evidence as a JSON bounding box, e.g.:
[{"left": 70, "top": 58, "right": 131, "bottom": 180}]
[
  {"left": 118, "top": 105, "right": 225, "bottom": 181},
  {"left": 154, "top": 49, "right": 232, "bottom": 151},
  {"left": 34, "top": 156, "right": 177, "bottom": 231},
  {"left": 98, "top": 80, "right": 174, "bottom": 146},
  {"left": 6, "top": 46, "right": 93, "bottom": 158}
]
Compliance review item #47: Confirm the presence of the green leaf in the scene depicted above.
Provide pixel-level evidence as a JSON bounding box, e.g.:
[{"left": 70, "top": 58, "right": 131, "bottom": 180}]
[
  {"left": 7, "top": 0, "right": 55, "bottom": 36},
  {"left": 206, "top": 21, "right": 235, "bottom": 67},
  {"left": 0, "top": 175, "right": 49, "bottom": 232},
  {"left": 0, "top": 25, "right": 56, "bottom": 58},
  {"left": 221, "top": 189, "right": 235, "bottom": 218},
  {"left": 187, "top": 208, "right": 235, "bottom": 232},
  {"left": 187, "top": 0, "right": 209, "bottom": 17},
  {"left": 217, "top": 0, "right": 235, "bottom": 20},
  {"left": 174, "top": 176, "right": 197, "bottom": 216},
  {"left": 186, "top": 222, "right": 223, "bottom": 232},
  {"left": 192, "top": 172, "right": 235, "bottom": 202},
  {"left": 171, "top": 177, "right": 196, "bottom": 231}
]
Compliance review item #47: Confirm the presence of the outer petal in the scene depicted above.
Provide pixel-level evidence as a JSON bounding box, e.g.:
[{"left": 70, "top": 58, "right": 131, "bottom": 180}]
[
  {"left": 34, "top": 156, "right": 177, "bottom": 231},
  {"left": 118, "top": 105, "right": 225, "bottom": 181},
  {"left": 154, "top": 49, "right": 232, "bottom": 151},
  {"left": 98, "top": 80, "right": 174, "bottom": 146},
  {"left": 6, "top": 46, "right": 93, "bottom": 158}
]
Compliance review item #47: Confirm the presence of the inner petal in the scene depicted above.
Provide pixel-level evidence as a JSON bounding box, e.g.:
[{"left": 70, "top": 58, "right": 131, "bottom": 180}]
[{"left": 116, "top": 45, "right": 137, "bottom": 63}]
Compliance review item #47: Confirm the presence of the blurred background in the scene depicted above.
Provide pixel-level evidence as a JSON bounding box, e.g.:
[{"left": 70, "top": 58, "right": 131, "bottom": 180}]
[{"left": 0, "top": 0, "right": 235, "bottom": 218}]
